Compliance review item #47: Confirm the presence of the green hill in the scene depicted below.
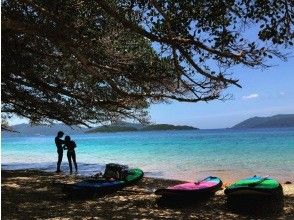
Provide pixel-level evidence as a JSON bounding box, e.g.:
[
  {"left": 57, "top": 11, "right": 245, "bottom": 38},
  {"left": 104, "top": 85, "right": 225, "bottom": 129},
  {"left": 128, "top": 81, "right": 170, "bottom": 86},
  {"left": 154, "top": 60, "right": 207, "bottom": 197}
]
[
  {"left": 87, "top": 123, "right": 198, "bottom": 133},
  {"left": 232, "top": 114, "right": 294, "bottom": 129},
  {"left": 86, "top": 125, "right": 137, "bottom": 133},
  {"left": 142, "top": 124, "right": 197, "bottom": 131}
]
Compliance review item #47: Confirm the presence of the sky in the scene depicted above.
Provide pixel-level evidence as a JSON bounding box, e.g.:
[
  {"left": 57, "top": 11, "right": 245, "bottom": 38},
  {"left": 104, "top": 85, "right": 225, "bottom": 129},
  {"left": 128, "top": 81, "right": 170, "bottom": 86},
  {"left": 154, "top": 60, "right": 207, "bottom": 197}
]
[{"left": 149, "top": 56, "right": 294, "bottom": 129}]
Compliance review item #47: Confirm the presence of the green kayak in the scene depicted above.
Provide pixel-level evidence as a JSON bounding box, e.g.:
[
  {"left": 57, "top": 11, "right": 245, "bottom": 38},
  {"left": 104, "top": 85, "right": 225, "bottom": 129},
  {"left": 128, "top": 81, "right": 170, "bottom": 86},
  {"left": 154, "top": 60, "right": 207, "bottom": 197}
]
[
  {"left": 225, "top": 176, "right": 282, "bottom": 196},
  {"left": 125, "top": 168, "right": 144, "bottom": 184},
  {"left": 225, "top": 176, "right": 284, "bottom": 214}
]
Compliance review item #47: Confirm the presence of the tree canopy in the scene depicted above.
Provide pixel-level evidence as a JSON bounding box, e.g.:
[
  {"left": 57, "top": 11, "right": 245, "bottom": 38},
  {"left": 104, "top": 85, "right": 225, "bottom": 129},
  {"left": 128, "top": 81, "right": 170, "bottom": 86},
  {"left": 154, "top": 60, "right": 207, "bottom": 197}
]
[{"left": 2, "top": 0, "right": 293, "bottom": 127}]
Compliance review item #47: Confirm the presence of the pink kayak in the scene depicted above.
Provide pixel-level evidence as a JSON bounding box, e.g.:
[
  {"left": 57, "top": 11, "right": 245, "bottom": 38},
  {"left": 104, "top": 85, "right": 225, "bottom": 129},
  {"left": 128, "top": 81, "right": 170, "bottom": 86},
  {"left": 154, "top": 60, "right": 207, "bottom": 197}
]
[{"left": 155, "top": 176, "right": 222, "bottom": 197}]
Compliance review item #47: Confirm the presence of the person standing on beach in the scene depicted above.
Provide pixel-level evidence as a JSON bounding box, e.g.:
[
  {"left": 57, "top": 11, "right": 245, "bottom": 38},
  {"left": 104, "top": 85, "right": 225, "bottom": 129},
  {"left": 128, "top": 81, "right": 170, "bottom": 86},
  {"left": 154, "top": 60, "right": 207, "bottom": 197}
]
[
  {"left": 55, "top": 131, "right": 64, "bottom": 173},
  {"left": 64, "top": 135, "right": 78, "bottom": 174}
]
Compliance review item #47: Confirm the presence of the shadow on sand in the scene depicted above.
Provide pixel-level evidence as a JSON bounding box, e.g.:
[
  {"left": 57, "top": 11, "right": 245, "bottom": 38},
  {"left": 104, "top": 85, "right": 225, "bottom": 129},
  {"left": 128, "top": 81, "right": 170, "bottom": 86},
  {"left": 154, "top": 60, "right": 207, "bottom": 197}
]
[
  {"left": 226, "top": 194, "right": 284, "bottom": 217},
  {"left": 2, "top": 170, "right": 293, "bottom": 219},
  {"left": 156, "top": 193, "right": 215, "bottom": 208}
]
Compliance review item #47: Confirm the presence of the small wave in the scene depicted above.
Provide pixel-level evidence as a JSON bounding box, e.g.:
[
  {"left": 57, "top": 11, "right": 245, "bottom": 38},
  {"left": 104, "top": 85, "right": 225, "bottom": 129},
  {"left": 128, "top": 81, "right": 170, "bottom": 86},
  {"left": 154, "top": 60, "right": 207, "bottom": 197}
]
[{"left": 198, "top": 169, "right": 229, "bottom": 172}]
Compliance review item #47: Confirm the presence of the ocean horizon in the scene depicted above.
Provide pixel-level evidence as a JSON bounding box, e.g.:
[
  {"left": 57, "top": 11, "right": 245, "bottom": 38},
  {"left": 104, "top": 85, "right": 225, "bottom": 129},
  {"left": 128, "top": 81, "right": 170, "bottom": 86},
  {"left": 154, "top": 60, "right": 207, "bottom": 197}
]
[{"left": 2, "top": 127, "right": 294, "bottom": 182}]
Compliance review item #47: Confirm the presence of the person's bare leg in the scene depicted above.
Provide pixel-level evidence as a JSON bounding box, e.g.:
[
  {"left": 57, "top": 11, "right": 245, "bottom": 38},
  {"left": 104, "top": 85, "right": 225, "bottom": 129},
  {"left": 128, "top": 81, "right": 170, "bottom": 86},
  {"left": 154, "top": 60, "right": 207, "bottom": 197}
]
[
  {"left": 67, "top": 152, "right": 72, "bottom": 174},
  {"left": 72, "top": 151, "right": 78, "bottom": 172}
]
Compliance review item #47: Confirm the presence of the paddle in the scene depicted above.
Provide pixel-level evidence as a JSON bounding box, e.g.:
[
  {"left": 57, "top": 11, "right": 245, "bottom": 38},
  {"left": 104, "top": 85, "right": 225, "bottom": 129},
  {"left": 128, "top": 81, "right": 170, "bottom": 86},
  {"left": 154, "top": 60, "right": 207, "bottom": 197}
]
[
  {"left": 248, "top": 175, "right": 270, "bottom": 187},
  {"left": 194, "top": 176, "right": 217, "bottom": 185}
]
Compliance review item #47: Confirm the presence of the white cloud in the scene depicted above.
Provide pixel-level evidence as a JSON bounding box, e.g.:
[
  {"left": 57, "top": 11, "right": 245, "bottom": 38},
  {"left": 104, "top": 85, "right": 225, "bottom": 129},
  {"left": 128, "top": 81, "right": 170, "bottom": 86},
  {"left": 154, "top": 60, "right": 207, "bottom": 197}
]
[
  {"left": 243, "top": 93, "right": 259, "bottom": 99},
  {"left": 279, "top": 92, "right": 286, "bottom": 96}
]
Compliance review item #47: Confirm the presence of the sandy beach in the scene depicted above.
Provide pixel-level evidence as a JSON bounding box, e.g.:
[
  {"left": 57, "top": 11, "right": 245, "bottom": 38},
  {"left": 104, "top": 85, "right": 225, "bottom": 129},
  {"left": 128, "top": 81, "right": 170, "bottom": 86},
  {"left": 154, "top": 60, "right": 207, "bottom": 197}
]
[{"left": 1, "top": 169, "right": 294, "bottom": 219}]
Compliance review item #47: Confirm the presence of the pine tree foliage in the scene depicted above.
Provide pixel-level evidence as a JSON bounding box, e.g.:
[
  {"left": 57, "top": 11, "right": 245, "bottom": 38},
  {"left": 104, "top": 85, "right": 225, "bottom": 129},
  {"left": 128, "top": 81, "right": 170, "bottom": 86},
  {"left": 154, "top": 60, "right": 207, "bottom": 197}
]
[{"left": 2, "top": 0, "right": 293, "bottom": 127}]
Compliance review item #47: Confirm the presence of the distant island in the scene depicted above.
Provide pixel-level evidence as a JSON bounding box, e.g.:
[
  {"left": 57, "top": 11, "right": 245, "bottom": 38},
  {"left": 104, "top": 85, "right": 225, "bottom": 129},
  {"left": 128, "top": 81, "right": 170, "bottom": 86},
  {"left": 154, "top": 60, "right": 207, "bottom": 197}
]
[
  {"left": 232, "top": 114, "right": 294, "bottom": 129},
  {"left": 1, "top": 123, "right": 88, "bottom": 137},
  {"left": 86, "top": 125, "right": 138, "bottom": 133},
  {"left": 87, "top": 123, "right": 198, "bottom": 133},
  {"left": 2, "top": 122, "right": 198, "bottom": 136}
]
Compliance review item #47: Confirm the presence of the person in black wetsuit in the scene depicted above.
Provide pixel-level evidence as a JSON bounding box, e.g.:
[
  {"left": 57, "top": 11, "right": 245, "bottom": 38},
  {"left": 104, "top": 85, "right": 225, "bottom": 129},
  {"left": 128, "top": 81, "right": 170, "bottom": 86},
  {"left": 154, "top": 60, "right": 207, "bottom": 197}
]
[
  {"left": 64, "top": 135, "right": 78, "bottom": 174},
  {"left": 55, "top": 131, "right": 64, "bottom": 173}
]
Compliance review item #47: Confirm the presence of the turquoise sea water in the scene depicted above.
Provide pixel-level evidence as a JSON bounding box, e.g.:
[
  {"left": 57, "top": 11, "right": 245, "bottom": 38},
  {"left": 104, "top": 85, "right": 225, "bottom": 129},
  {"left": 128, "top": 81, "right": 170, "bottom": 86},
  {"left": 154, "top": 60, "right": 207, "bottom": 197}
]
[{"left": 1, "top": 128, "right": 294, "bottom": 182}]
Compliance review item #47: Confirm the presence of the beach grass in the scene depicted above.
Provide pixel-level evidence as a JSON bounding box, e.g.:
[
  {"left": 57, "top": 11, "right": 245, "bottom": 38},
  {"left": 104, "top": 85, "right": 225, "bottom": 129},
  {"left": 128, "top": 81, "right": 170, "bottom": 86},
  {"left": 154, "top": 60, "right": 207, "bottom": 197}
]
[{"left": 1, "top": 170, "right": 294, "bottom": 219}]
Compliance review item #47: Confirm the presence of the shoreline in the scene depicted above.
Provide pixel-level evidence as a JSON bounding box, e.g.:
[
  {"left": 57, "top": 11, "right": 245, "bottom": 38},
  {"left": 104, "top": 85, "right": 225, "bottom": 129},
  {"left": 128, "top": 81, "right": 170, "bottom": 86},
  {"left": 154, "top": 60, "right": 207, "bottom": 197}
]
[
  {"left": 2, "top": 162, "right": 294, "bottom": 184},
  {"left": 1, "top": 169, "right": 294, "bottom": 219}
]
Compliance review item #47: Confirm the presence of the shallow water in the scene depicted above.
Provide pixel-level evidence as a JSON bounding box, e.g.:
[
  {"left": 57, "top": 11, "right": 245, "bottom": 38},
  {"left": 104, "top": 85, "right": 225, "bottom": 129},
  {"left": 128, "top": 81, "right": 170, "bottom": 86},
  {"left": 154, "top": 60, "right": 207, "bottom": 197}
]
[{"left": 2, "top": 128, "right": 294, "bottom": 182}]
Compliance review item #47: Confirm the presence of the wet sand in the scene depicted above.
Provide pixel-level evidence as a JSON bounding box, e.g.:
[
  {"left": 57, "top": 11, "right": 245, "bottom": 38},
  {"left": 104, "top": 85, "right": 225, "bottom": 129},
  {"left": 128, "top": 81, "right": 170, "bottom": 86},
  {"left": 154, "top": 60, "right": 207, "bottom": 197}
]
[{"left": 1, "top": 170, "right": 294, "bottom": 219}]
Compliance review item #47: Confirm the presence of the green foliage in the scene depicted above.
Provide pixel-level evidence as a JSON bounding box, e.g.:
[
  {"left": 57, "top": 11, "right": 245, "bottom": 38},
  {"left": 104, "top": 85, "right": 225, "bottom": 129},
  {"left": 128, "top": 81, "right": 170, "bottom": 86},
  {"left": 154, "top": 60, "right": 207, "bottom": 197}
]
[
  {"left": 142, "top": 124, "right": 197, "bottom": 131},
  {"left": 87, "top": 125, "right": 137, "bottom": 133},
  {"left": 233, "top": 114, "right": 294, "bottom": 128},
  {"left": 86, "top": 123, "right": 198, "bottom": 133}
]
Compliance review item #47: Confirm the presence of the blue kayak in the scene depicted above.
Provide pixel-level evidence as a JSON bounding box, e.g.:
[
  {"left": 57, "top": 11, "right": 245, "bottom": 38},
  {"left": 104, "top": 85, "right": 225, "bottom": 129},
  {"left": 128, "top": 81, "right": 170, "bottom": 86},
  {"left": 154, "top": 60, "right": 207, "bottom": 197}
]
[{"left": 62, "top": 168, "right": 143, "bottom": 195}]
